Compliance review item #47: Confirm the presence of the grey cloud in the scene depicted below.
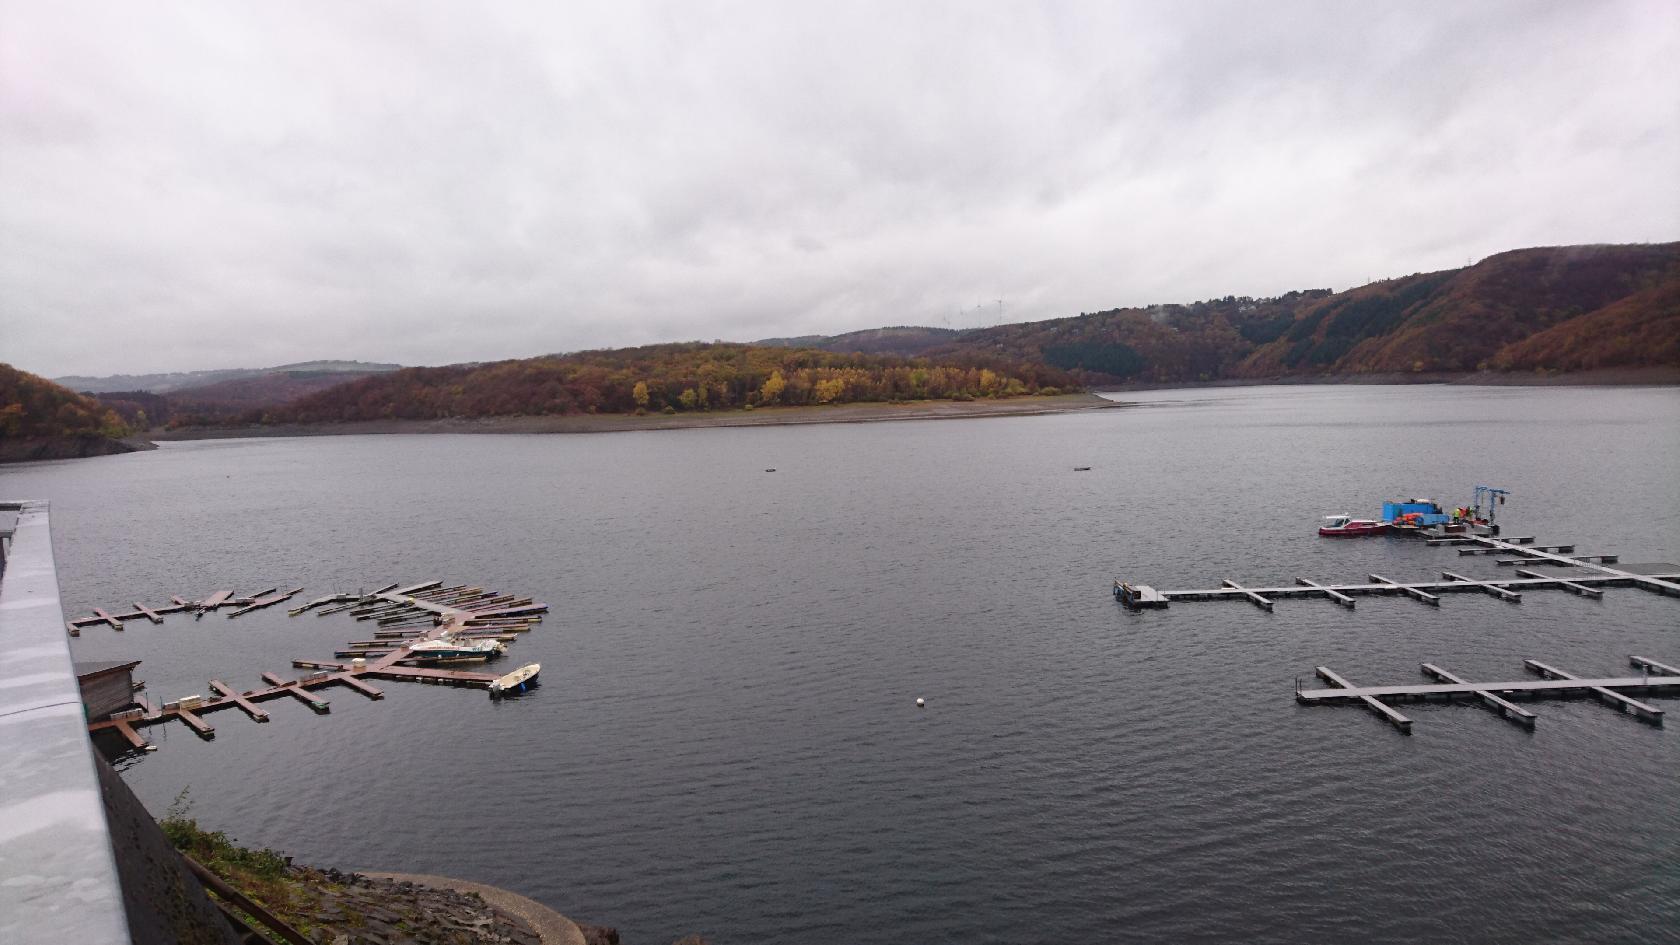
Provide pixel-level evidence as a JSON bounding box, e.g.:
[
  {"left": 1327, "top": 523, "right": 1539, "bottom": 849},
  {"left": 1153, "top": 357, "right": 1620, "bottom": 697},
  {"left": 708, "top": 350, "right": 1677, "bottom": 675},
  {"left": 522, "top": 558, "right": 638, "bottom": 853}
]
[{"left": 2, "top": 0, "right": 1676, "bottom": 376}]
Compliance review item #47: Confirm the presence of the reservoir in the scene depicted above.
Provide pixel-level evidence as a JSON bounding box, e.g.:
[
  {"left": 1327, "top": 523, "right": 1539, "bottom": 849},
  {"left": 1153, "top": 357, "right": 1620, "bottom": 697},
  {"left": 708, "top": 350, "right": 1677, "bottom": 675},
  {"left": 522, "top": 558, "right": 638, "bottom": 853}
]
[{"left": 6, "top": 383, "right": 1679, "bottom": 943}]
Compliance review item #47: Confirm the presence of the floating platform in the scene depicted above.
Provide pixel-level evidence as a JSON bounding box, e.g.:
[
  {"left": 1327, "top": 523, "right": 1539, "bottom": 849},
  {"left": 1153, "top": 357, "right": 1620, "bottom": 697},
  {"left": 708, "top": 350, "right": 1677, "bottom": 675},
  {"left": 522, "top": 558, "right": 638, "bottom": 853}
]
[
  {"left": 1295, "top": 657, "right": 1679, "bottom": 734},
  {"left": 1113, "top": 582, "right": 1168, "bottom": 609},
  {"left": 66, "top": 586, "right": 303, "bottom": 634},
  {"left": 1115, "top": 533, "right": 1680, "bottom": 612},
  {"left": 85, "top": 578, "right": 550, "bottom": 754}
]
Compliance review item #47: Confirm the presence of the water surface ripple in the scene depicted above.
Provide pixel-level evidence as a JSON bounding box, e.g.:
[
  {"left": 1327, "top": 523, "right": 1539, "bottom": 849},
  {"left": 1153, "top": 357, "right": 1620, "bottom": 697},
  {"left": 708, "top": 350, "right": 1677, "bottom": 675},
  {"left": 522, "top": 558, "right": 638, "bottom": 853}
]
[{"left": 5, "top": 384, "right": 1678, "bottom": 944}]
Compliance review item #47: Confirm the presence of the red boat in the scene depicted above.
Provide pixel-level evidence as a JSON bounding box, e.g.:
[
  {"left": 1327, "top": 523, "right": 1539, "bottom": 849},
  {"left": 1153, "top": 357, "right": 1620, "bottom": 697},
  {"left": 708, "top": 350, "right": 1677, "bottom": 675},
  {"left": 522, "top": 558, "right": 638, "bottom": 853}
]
[{"left": 1318, "top": 515, "right": 1389, "bottom": 537}]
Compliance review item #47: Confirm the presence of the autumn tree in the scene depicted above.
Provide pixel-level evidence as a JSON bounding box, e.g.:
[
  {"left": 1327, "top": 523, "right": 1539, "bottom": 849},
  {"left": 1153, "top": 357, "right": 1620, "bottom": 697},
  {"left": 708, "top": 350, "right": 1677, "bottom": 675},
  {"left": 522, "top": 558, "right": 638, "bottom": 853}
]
[
  {"left": 0, "top": 364, "right": 131, "bottom": 439},
  {"left": 254, "top": 343, "right": 1073, "bottom": 426},
  {"left": 760, "top": 369, "right": 787, "bottom": 405}
]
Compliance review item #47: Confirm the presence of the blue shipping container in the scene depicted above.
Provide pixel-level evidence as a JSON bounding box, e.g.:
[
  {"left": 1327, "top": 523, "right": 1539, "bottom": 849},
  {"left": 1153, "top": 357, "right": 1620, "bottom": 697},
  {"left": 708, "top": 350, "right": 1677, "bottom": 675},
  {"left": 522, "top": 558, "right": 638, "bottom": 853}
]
[{"left": 1382, "top": 501, "right": 1450, "bottom": 525}]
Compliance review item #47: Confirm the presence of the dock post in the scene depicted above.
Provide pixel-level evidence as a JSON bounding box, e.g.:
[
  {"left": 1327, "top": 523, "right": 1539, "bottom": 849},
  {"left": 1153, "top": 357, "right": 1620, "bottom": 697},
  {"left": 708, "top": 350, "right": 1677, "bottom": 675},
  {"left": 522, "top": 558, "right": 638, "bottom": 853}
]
[
  {"left": 1630, "top": 656, "right": 1680, "bottom": 677},
  {"left": 1525, "top": 660, "right": 1663, "bottom": 725},
  {"left": 208, "top": 680, "right": 270, "bottom": 722},
  {"left": 1294, "top": 577, "right": 1355, "bottom": 608},
  {"left": 173, "top": 707, "right": 215, "bottom": 738},
  {"left": 1369, "top": 574, "right": 1440, "bottom": 607},
  {"left": 1420, "top": 663, "right": 1536, "bottom": 729},
  {"left": 110, "top": 719, "right": 155, "bottom": 751},
  {"left": 1514, "top": 568, "right": 1603, "bottom": 598},
  {"left": 1315, "top": 666, "right": 1412, "bottom": 733},
  {"left": 260, "top": 672, "right": 330, "bottom": 713},
  {"left": 1439, "top": 572, "right": 1522, "bottom": 603},
  {"left": 1221, "top": 579, "right": 1274, "bottom": 612}
]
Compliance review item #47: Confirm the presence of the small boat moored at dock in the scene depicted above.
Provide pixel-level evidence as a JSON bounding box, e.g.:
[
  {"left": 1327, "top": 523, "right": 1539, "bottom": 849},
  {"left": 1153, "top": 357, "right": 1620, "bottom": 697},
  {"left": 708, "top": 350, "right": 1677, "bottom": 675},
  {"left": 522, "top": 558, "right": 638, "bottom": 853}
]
[
  {"left": 489, "top": 662, "right": 541, "bottom": 697},
  {"left": 1318, "top": 515, "right": 1389, "bottom": 537},
  {"left": 405, "top": 635, "right": 506, "bottom": 662}
]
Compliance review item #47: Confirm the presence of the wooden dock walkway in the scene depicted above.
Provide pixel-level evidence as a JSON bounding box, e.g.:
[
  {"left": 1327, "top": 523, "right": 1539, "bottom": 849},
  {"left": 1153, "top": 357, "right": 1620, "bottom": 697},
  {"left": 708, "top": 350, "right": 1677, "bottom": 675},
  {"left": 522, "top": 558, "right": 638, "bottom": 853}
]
[
  {"left": 88, "top": 668, "right": 385, "bottom": 748},
  {"left": 1296, "top": 657, "right": 1679, "bottom": 733},
  {"left": 66, "top": 586, "right": 282, "bottom": 634},
  {"left": 1115, "top": 531, "right": 1680, "bottom": 612},
  {"left": 84, "top": 578, "right": 548, "bottom": 753}
]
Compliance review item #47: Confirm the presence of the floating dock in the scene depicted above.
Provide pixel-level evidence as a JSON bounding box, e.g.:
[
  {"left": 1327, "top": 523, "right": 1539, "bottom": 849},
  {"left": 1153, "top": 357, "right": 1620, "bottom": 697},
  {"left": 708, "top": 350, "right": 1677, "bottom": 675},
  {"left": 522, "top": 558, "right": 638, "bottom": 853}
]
[
  {"left": 84, "top": 579, "right": 548, "bottom": 753},
  {"left": 1295, "top": 657, "right": 1679, "bottom": 734},
  {"left": 66, "top": 585, "right": 302, "bottom": 634},
  {"left": 1116, "top": 533, "right": 1680, "bottom": 612}
]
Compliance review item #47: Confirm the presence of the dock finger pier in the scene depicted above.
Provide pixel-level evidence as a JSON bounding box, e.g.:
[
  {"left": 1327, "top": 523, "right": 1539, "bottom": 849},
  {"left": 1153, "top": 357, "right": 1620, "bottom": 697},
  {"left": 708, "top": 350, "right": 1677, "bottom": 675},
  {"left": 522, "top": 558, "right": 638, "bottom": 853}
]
[
  {"left": 1115, "top": 533, "right": 1680, "bottom": 612},
  {"left": 1111, "top": 490, "right": 1678, "bottom": 738},
  {"left": 1296, "top": 657, "right": 1680, "bottom": 733},
  {"left": 85, "top": 579, "right": 548, "bottom": 753}
]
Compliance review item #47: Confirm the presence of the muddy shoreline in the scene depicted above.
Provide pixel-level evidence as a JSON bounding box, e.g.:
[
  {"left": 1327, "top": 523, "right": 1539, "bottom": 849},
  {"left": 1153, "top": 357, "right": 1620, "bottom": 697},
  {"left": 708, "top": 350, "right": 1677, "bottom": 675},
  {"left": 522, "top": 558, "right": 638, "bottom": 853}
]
[
  {"left": 0, "top": 434, "right": 156, "bottom": 463},
  {"left": 149, "top": 393, "right": 1124, "bottom": 439},
  {"left": 1092, "top": 366, "right": 1680, "bottom": 392},
  {"left": 145, "top": 370, "right": 1679, "bottom": 442}
]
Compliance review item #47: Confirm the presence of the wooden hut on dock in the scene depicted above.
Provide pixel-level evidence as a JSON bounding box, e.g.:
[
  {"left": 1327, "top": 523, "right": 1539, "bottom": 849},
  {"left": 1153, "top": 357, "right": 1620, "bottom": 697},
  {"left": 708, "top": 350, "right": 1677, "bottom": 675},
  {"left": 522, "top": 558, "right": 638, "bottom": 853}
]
[{"left": 74, "top": 659, "right": 141, "bottom": 721}]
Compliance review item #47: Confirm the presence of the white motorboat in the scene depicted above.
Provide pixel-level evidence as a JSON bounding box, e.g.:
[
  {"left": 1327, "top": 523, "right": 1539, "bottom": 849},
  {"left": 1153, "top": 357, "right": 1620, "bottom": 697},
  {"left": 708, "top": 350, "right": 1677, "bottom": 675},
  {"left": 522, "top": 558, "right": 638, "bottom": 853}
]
[
  {"left": 405, "top": 635, "right": 506, "bottom": 661},
  {"left": 489, "top": 662, "right": 541, "bottom": 697}
]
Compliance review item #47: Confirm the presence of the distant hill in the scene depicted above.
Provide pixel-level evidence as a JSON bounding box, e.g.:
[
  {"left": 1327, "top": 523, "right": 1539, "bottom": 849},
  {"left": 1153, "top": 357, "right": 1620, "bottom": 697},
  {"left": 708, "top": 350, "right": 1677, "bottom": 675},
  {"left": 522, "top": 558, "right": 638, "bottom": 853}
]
[
  {"left": 50, "top": 241, "right": 1680, "bottom": 438},
  {"left": 91, "top": 390, "right": 174, "bottom": 429},
  {"left": 55, "top": 360, "right": 403, "bottom": 394},
  {"left": 1236, "top": 243, "right": 1679, "bottom": 377},
  {"left": 238, "top": 342, "right": 1072, "bottom": 426},
  {"left": 0, "top": 363, "right": 144, "bottom": 462},
  {"left": 56, "top": 361, "right": 407, "bottom": 431},
  {"left": 757, "top": 326, "right": 964, "bottom": 356},
  {"left": 783, "top": 243, "right": 1679, "bottom": 384},
  {"left": 927, "top": 290, "right": 1335, "bottom": 383},
  {"left": 1487, "top": 277, "right": 1680, "bottom": 372},
  {"left": 164, "top": 370, "right": 412, "bottom": 424}
]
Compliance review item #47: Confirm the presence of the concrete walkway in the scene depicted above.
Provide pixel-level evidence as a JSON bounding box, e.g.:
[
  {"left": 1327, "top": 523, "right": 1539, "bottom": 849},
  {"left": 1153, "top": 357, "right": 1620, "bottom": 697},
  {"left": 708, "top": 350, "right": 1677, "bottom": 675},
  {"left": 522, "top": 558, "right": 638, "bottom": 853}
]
[
  {"left": 0, "top": 500, "right": 133, "bottom": 945},
  {"left": 359, "top": 872, "right": 586, "bottom": 945}
]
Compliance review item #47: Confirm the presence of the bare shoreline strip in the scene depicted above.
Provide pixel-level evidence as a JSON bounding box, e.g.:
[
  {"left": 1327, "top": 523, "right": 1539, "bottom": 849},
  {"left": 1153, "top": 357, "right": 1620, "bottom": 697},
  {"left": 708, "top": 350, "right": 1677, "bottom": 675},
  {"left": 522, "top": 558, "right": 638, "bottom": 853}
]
[
  {"left": 151, "top": 392, "right": 1126, "bottom": 440},
  {"left": 359, "top": 870, "right": 587, "bottom": 945},
  {"left": 146, "top": 368, "right": 1678, "bottom": 442},
  {"left": 1092, "top": 365, "right": 1680, "bottom": 392}
]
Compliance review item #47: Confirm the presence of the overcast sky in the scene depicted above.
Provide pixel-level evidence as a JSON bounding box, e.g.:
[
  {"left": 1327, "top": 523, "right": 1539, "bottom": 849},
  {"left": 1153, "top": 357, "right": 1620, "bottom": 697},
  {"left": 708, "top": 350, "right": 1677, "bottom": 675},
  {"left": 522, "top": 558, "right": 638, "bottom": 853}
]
[{"left": 3, "top": 1, "right": 1677, "bottom": 378}]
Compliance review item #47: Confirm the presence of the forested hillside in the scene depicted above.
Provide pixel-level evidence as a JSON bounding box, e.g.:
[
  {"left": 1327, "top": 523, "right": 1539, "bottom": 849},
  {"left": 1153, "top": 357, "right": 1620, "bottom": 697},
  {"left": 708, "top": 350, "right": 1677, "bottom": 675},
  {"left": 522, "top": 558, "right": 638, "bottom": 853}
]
[
  {"left": 0, "top": 363, "right": 141, "bottom": 461},
  {"left": 54, "top": 360, "right": 402, "bottom": 394},
  {"left": 92, "top": 390, "right": 173, "bottom": 429},
  {"left": 1486, "top": 278, "right": 1680, "bottom": 372},
  {"left": 785, "top": 243, "right": 1679, "bottom": 384},
  {"left": 759, "top": 326, "right": 962, "bottom": 356},
  {"left": 930, "top": 290, "right": 1334, "bottom": 383},
  {"left": 165, "top": 370, "right": 411, "bottom": 425},
  {"left": 256, "top": 343, "right": 1072, "bottom": 425},
  {"left": 38, "top": 241, "right": 1678, "bottom": 439},
  {"left": 1238, "top": 243, "right": 1679, "bottom": 376}
]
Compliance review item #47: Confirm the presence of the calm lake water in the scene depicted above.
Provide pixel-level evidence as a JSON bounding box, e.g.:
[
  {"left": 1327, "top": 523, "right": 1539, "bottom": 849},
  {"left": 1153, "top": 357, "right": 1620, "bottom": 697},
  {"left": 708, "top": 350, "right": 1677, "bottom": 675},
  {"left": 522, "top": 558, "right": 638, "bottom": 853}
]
[{"left": 6, "top": 384, "right": 1680, "bottom": 944}]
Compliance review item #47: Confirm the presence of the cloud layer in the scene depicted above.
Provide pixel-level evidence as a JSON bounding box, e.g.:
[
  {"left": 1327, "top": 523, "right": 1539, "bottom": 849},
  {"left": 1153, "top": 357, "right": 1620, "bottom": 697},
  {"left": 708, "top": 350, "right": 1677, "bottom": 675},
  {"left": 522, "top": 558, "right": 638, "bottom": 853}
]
[{"left": 3, "top": 1, "right": 1677, "bottom": 376}]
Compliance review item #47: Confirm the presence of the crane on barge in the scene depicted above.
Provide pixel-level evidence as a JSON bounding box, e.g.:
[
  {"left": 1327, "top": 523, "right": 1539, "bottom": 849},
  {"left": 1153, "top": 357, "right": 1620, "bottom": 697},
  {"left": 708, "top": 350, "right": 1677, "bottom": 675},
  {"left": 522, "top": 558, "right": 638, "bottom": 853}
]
[{"left": 1470, "top": 485, "right": 1511, "bottom": 531}]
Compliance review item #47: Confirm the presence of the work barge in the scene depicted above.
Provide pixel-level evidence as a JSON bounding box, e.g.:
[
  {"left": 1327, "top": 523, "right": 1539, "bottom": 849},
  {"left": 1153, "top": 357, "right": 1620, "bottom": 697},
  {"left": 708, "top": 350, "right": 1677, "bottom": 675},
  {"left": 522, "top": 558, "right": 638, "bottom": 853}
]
[
  {"left": 1296, "top": 656, "right": 1680, "bottom": 734},
  {"left": 1115, "top": 532, "right": 1680, "bottom": 612},
  {"left": 85, "top": 580, "right": 547, "bottom": 753}
]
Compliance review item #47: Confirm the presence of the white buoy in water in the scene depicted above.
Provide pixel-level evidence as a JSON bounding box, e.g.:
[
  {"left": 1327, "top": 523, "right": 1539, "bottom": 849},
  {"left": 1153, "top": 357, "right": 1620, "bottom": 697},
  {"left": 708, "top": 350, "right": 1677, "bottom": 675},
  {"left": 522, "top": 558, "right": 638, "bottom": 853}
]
[{"left": 915, "top": 697, "right": 925, "bottom": 708}]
